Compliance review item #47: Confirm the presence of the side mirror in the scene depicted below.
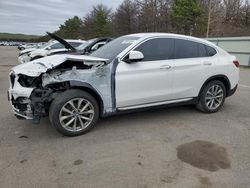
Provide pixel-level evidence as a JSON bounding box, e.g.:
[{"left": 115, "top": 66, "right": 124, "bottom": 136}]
[
  {"left": 46, "top": 46, "right": 52, "bottom": 50},
  {"left": 126, "top": 50, "right": 144, "bottom": 63}
]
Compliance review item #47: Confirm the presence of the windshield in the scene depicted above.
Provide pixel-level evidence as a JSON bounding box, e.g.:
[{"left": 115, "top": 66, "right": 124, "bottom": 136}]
[{"left": 91, "top": 36, "right": 139, "bottom": 61}]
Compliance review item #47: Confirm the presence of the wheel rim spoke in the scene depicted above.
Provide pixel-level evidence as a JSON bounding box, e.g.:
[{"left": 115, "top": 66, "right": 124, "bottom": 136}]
[
  {"left": 64, "top": 117, "right": 75, "bottom": 127},
  {"left": 80, "top": 102, "right": 90, "bottom": 113},
  {"left": 80, "top": 115, "right": 92, "bottom": 121},
  {"left": 69, "top": 101, "right": 78, "bottom": 111},
  {"left": 78, "top": 117, "right": 85, "bottom": 129},
  {"left": 215, "top": 94, "right": 223, "bottom": 98},
  {"left": 73, "top": 118, "right": 77, "bottom": 131},
  {"left": 77, "top": 99, "right": 84, "bottom": 110},
  {"left": 62, "top": 107, "right": 73, "bottom": 115},
  {"left": 80, "top": 110, "right": 94, "bottom": 115},
  {"left": 60, "top": 114, "right": 74, "bottom": 122}
]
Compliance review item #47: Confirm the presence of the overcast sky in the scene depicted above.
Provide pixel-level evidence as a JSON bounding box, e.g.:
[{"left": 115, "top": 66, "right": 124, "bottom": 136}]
[{"left": 0, "top": 0, "right": 123, "bottom": 35}]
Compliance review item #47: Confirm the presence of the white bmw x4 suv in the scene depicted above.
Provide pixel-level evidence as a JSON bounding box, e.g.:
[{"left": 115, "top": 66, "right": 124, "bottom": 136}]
[{"left": 8, "top": 33, "right": 239, "bottom": 136}]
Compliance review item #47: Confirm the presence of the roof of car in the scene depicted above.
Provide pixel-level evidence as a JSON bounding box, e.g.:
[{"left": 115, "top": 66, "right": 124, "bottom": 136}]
[{"left": 126, "top": 33, "right": 217, "bottom": 47}]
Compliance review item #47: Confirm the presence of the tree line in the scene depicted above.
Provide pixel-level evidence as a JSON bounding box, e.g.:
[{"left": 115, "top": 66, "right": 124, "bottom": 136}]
[{"left": 37, "top": 0, "right": 250, "bottom": 41}]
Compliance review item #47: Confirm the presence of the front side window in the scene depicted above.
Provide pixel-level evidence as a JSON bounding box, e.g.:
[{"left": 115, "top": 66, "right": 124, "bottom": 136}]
[
  {"left": 134, "top": 38, "right": 174, "bottom": 61},
  {"left": 174, "top": 39, "right": 199, "bottom": 59}
]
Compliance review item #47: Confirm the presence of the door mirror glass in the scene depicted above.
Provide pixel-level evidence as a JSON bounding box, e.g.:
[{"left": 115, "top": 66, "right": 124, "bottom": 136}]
[{"left": 126, "top": 50, "right": 144, "bottom": 63}]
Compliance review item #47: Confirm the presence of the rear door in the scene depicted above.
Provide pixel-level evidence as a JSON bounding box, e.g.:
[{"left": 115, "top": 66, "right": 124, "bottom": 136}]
[
  {"left": 115, "top": 38, "right": 175, "bottom": 108},
  {"left": 172, "top": 39, "right": 217, "bottom": 99}
]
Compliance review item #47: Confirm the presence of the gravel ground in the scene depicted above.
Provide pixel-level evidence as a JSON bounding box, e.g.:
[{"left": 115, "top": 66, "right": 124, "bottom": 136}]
[{"left": 0, "top": 46, "right": 250, "bottom": 188}]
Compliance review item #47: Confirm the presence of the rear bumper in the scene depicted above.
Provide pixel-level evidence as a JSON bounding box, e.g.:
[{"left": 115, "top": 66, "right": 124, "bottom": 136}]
[{"left": 227, "top": 84, "right": 238, "bottom": 97}]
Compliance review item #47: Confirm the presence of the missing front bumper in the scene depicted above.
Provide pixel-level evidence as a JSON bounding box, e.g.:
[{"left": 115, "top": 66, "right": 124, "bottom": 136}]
[{"left": 8, "top": 88, "right": 53, "bottom": 123}]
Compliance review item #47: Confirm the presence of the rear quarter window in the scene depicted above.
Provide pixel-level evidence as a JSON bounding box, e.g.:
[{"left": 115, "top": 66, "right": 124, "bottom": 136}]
[{"left": 206, "top": 46, "right": 217, "bottom": 56}]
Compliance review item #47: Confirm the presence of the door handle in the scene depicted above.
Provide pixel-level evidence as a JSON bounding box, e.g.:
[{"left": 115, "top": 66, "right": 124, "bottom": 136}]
[
  {"left": 203, "top": 61, "right": 212, "bottom": 66},
  {"left": 160, "top": 65, "right": 172, "bottom": 69}
]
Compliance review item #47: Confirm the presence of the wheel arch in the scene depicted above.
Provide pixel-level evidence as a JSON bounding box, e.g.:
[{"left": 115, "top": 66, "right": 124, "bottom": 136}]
[
  {"left": 68, "top": 81, "right": 104, "bottom": 116},
  {"left": 47, "top": 80, "right": 104, "bottom": 117},
  {"left": 199, "top": 75, "right": 231, "bottom": 98}
]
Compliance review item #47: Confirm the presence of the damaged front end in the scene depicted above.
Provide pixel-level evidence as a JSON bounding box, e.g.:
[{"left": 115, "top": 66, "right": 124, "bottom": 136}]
[
  {"left": 8, "top": 72, "right": 53, "bottom": 123},
  {"left": 8, "top": 54, "right": 111, "bottom": 123}
]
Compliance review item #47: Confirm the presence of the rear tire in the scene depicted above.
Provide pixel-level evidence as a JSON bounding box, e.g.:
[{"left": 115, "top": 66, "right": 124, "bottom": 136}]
[
  {"left": 49, "top": 89, "right": 99, "bottom": 136},
  {"left": 196, "top": 80, "right": 226, "bottom": 113}
]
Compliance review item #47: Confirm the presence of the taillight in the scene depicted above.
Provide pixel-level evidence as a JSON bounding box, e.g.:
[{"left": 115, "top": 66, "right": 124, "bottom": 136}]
[{"left": 233, "top": 60, "right": 240, "bottom": 68}]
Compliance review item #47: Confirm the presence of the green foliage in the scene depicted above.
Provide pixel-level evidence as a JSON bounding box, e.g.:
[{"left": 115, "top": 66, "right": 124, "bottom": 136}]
[
  {"left": 93, "top": 7, "right": 112, "bottom": 37},
  {"left": 170, "top": 0, "right": 202, "bottom": 35},
  {"left": 0, "top": 33, "right": 40, "bottom": 42},
  {"left": 2, "top": 0, "right": 249, "bottom": 41},
  {"left": 56, "top": 16, "right": 84, "bottom": 39},
  {"left": 83, "top": 4, "right": 112, "bottom": 39}
]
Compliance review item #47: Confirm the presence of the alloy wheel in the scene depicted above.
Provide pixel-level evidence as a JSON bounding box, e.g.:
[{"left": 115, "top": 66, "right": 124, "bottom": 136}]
[
  {"left": 205, "top": 85, "right": 224, "bottom": 110},
  {"left": 59, "top": 98, "right": 94, "bottom": 132}
]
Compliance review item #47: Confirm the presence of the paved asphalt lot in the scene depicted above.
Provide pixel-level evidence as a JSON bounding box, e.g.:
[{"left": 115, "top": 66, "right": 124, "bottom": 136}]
[{"left": 0, "top": 46, "right": 250, "bottom": 188}]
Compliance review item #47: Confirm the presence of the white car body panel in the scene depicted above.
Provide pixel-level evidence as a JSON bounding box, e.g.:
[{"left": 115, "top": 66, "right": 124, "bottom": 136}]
[
  {"left": 171, "top": 56, "right": 216, "bottom": 99},
  {"left": 116, "top": 59, "right": 174, "bottom": 107}
]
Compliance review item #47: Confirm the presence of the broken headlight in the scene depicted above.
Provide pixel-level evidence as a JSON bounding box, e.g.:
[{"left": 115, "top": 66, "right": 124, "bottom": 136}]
[{"left": 18, "top": 74, "right": 42, "bottom": 87}]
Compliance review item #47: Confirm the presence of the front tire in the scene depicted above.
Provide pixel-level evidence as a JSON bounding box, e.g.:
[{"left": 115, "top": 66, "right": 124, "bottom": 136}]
[
  {"left": 196, "top": 80, "right": 226, "bottom": 113},
  {"left": 49, "top": 89, "right": 99, "bottom": 136}
]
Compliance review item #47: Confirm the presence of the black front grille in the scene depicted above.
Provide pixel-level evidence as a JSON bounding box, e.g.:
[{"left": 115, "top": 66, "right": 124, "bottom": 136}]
[{"left": 10, "top": 73, "right": 15, "bottom": 87}]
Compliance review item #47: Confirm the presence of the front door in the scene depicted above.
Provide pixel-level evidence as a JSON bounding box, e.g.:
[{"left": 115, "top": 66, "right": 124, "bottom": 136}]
[{"left": 115, "top": 38, "right": 175, "bottom": 108}]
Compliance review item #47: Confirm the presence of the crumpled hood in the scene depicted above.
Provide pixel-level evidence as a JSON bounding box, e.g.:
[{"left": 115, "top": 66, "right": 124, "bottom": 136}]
[{"left": 12, "top": 54, "right": 109, "bottom": 77}]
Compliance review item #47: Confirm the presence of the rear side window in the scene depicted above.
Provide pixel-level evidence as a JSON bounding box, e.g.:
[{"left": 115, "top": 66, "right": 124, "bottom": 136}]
[
  {"left": 135, "top": 38, "right": 174, "bottom": 61},
  {"left": 206, "top": 46, "right": 217, "bottom": 56},
  {"left": 174, "top": 39, "right": 199, "bottom": 59}
]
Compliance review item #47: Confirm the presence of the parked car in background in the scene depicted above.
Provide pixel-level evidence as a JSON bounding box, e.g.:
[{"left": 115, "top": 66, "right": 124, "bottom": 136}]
[
  {"left": 18, "top": 43, "right": 38, "bottom": 50},
  {"left": 46, "top": 32, "right": 112, "bottom": 55},
  {"left": 0, "top": 41, "right": 22, "bottom": 46},
  {"left": 8, "top": 33, "right": 239, "bottom": 136},
  {"left": 76, "top": 37, "right": 113, "bottom": 54},
  {"left": 18, "top": 33, "right": 112, "bottom": 63},
  {"left": 18, "top": 37, "right": 86, "bottom": 63}
]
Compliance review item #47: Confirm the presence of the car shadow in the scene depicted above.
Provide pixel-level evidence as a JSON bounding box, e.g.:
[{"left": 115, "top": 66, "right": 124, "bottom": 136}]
[{"left": 15, "top": 104, "right": 199, "bottom": 140}]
